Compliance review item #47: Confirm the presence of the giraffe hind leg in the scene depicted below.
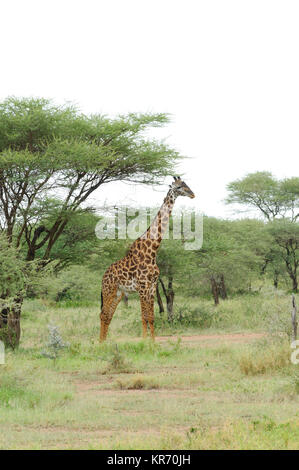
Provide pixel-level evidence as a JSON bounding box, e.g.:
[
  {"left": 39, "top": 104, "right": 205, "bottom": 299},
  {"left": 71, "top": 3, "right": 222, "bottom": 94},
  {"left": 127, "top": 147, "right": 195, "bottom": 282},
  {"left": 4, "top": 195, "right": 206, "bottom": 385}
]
[{"left": 139, "top": 295, "right": 155, "bottom": 340}]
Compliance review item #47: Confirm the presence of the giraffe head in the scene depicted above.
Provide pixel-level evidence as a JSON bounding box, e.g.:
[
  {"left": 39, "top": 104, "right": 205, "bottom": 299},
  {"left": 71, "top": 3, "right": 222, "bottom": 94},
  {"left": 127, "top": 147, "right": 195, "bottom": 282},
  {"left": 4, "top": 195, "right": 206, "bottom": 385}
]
[{"left": 170, "top": 176, "right": 195, "bottom": 199}]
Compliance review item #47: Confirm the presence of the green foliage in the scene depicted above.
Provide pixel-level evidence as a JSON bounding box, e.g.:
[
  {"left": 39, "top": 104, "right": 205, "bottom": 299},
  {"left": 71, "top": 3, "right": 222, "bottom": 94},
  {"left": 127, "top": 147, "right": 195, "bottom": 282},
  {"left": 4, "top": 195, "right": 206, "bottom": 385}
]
[
  {"left": 157, "top": 237, "right": 187, "bottom": 279},
  {"left": 267, "top": 220, "right": 299, "bottom": 291},
  {"left": 34, "top": 265, "right": 100, "bottom": 305},
  {"left": 37, "top": 207, "right": 101, "bottom": 271},
  {"left": 0, "top": 96, "right": 180, "bottom": 265},
  {"left": 226, "top": 172, "right": 299, "bottom": 292},
  {"left": 189, "top": 218, "right": 265, "bottom": 301},
  {"left": 0, "top": 233, "right": 26, "bottom": 298},
  {"left": 177, "top": 303, "right": 216, "bottom": 328}
]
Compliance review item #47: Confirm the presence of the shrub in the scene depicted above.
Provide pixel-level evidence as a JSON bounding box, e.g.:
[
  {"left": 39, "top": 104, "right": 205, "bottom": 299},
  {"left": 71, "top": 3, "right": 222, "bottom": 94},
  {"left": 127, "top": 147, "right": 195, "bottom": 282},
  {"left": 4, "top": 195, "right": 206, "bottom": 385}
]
[
  {"left": 175, "top": 303, "right": 215, "bottom": 328},
  {"left": 41, "top": 324, "right": 69, "bottom": 364},
  {"left": 34, "top": 265, "right": 100, "bottom": 305}
]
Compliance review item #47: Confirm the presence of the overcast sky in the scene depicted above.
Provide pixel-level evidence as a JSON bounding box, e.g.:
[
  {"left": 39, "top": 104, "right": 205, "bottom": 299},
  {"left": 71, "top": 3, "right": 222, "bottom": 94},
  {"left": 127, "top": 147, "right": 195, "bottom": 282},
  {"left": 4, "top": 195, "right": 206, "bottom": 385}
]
[{"left": 1, "top": 0, "right": 298, "bottom": 218}]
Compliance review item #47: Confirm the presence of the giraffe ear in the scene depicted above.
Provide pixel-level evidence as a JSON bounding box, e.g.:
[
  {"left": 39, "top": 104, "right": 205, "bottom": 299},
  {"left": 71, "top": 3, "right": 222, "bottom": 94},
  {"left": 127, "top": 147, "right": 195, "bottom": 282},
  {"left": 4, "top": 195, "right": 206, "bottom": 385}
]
[
  {"left": 173, "top": 176, "right": 178, "bottom": 181},
  {"left": 169, "top": 185, "right": 172, "bottom": 188}
]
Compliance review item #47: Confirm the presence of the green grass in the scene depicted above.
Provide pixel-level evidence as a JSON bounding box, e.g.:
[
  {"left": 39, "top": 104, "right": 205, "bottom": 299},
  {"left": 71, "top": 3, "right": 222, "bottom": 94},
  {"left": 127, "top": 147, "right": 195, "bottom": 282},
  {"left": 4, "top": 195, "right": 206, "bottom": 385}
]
[{"left": 0, "top": 290, "right": 299, "bottom": 449}]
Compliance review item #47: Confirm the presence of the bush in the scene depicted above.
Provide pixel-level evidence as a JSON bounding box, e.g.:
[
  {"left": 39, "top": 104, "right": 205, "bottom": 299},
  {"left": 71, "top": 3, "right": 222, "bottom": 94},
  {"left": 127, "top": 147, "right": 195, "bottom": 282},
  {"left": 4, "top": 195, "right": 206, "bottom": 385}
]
[
  {"left": 177, "top": 304, "right": 215, "bottom": 328},
  {"left": 41, "top": 324, "right": 69, "bottom": 364},
  {"left": 33, "top": 265, "right": 101, "bottom": 305}
]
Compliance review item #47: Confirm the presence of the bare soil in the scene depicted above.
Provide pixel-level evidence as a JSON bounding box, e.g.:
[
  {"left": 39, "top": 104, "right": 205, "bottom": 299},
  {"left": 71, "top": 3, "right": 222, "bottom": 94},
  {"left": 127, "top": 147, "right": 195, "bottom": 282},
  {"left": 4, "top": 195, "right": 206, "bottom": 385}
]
[{"left": 155, "top": 332, "right": 265, "bottom": 343}]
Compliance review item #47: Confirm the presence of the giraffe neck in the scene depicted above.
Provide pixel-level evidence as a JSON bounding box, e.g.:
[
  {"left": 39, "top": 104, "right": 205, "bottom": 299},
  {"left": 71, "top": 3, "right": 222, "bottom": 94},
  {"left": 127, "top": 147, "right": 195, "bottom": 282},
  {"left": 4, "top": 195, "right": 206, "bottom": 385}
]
[{"left": 141, "top": 189, "right": 177, "bottom": 249}]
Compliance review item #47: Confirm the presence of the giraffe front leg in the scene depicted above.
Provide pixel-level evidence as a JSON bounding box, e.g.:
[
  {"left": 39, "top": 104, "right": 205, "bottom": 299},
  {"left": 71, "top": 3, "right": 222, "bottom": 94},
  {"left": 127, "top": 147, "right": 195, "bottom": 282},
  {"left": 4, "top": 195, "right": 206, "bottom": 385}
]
[
  {"left": 140, "top": 297, "right": 148, "bottom": 338},
  {"left": 100, "top": 293, "right": 111, "bottom": 342},
  {"left": 100, "top": 309, "right": 110, "bottom": 342},
  {"left": 148, "top": 297, "right": 155, "bottom": 341},
  {"left": 100, "top": 288, "right": 123, "bottom": 342},
  {"left": 100, "top": 314, "right": 112, "bottom": 342}
]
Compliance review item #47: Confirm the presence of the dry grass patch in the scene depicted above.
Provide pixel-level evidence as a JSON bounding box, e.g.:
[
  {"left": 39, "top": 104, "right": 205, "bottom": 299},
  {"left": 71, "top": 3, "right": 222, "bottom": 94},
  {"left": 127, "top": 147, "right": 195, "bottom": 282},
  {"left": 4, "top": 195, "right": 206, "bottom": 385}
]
[
  {"left": 239, "top": 340, "right": 290, "bottom": 376},
  {"left": 115, "top": 375, "right": 160, "bottom": 390}
]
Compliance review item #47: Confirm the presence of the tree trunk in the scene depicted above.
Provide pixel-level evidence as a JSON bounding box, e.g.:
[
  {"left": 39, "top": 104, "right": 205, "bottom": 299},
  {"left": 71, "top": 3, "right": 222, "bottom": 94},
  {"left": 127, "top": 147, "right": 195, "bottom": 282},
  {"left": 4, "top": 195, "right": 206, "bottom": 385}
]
[
  {"left": 291, "top": 294, "right": 297, "bottom": 341},
  {"left": 211, "top": 277, "right": 219, "bottom": 305},
  {"left": 219, "top": 274, "right": 227, "bottom": 300},
  {"left": 261, "top": 258, "right": 269, "bottom": 275},
  {"left": 287, "top": 264, "right": 298, "bottom": 293},
  {"left": 0, "top": 295, "right": 23, "bottom": 349},
  {"left": 160, "top": 277, "right": 175, "bottom": 323},
  {"left": 156, "top": 285, "right": 164, "bottom": 314},
  {"left": 166, "top": 286, "right": 175, "bottom": 323},
  {"left": 291, "top": 276, "right": 298, "bottom": 293},
  {"left": 284, "top": 249, "right": 298, "bottom": 293}
]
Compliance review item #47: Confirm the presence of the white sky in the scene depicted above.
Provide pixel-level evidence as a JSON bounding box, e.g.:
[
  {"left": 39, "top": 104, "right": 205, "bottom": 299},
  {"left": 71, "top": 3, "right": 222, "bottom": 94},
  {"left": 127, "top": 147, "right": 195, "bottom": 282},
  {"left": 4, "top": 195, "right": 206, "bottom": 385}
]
[{"left": 1, "top": 0, "right": 299, "bottom": 218}]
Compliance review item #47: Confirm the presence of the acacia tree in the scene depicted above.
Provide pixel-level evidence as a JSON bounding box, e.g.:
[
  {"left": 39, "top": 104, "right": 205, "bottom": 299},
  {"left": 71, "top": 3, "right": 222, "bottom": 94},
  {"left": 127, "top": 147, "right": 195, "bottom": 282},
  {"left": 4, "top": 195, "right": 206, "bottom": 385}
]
[
  {"left": 226, "top": 172, "right": 299, "bottom": 221},
  {"left": 193, "top": 218, "right": 264, "bottom": 304},
  {"left": 226, "top": 172, "right": 299, "bottom": 290},
  {"left": 267, "top": 220, "right": 299, "bottom": 292},
  {"left": 0, "top": 97, "right": 180, "bottom": 347}
]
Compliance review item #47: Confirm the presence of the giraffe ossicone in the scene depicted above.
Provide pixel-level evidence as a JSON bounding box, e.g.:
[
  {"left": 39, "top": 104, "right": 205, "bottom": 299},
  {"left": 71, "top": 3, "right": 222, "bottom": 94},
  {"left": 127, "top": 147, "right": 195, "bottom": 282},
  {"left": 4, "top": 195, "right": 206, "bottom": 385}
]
[{"left": 99, "top": 177, "right": 195, "bottom": 342}]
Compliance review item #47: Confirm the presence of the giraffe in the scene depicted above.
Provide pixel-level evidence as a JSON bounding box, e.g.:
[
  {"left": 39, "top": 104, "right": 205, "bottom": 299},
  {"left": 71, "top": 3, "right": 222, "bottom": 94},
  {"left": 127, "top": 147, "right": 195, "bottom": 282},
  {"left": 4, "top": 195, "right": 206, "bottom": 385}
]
[{"left": 99, "top": 176, "right": 195, "bottom": 342}]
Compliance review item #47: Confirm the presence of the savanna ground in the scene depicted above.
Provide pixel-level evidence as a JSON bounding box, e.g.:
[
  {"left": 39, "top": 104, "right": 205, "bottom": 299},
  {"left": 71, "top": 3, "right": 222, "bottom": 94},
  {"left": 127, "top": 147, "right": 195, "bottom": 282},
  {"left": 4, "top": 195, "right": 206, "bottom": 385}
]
[{"left": 1, "top": 288, "right": 299, "bottom": 450}]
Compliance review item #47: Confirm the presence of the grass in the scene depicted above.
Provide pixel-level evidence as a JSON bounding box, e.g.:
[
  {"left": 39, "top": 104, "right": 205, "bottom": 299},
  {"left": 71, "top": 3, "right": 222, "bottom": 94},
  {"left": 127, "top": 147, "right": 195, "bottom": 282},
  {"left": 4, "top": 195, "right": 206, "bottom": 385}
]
[
  {"left": 239, "top": 339, "right": 291, "bottom": 375},
  {"left": 0, "top": 290, "right": 299, "bottom": 449}
]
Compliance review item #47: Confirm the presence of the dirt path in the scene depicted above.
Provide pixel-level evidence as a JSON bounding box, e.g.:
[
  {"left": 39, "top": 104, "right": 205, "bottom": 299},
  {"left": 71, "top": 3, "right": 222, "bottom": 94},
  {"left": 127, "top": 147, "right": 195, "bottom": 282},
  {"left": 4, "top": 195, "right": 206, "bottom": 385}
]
[{"left": 155, "top": 332, "right": 265, "bottom": 344}]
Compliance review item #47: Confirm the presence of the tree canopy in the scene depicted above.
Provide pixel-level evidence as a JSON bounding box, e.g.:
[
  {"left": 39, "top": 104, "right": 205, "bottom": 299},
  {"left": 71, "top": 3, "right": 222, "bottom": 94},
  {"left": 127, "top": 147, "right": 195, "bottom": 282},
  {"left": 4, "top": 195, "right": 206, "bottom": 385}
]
[
  {"left": 0, "top": 97, "right": 180, "bottom": 263},
  {"left": 226, "top": 171, "right": 299, "bottom": 221}
]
